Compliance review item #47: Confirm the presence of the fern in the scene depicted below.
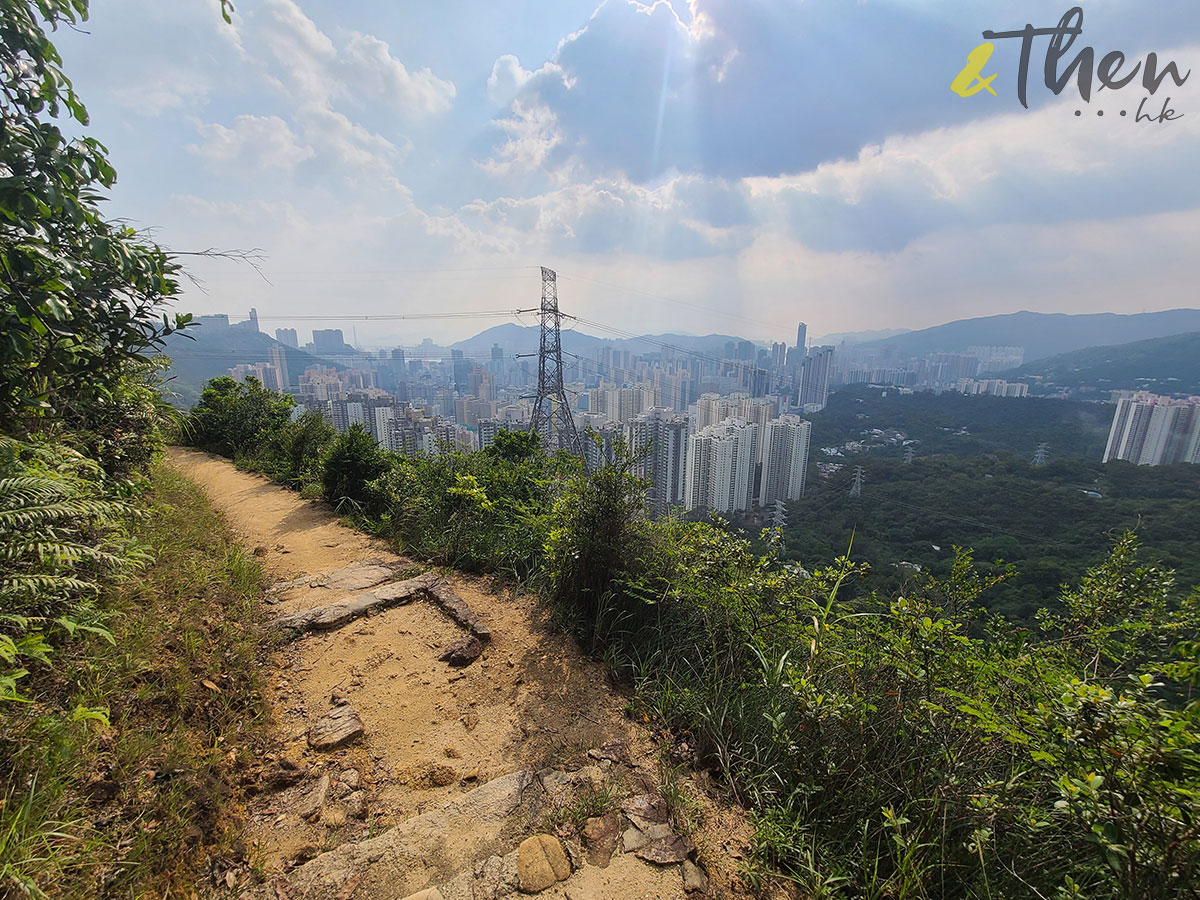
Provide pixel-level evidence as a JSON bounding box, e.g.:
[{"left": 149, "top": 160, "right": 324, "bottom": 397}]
[{"left": 0, "top": 437, "right": 132, "bottom": 701}]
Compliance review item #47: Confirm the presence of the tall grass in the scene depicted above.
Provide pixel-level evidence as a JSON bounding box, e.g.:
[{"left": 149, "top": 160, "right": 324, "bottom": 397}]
[{"left": 0, "top": 462, "right": 269, "bottom": 898}]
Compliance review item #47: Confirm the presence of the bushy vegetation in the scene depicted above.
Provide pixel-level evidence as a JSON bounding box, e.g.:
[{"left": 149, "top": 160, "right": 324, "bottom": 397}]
[
  {"left": 1, "top": 2, "right": 269, "bottom": 896},
  {"left": 186, "top": 381, "right": 1200, "bottom": 898}
]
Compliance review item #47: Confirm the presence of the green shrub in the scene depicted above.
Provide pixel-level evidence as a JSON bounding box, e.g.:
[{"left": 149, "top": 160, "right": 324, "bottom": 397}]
[{"left": 322, "top": 424, "right": 389, "bottom": 514}]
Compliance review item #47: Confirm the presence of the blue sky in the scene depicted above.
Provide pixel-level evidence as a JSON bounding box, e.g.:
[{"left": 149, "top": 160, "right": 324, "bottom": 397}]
[{"left": 55, "top": 0, "right": 1199, "bottom": 345}]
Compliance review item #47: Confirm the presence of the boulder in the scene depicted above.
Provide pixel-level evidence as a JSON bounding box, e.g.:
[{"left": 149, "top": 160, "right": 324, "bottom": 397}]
[
  {"left": 308, "top": 704, "right": 365, "bottom": 750},
  {"left": 517, "top": 834, "right": 571, "bottom": 893}
]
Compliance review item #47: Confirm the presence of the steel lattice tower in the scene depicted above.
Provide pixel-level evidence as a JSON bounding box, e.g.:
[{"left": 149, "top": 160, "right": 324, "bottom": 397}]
[{"left": 528, "top": 267, "right": 584, "bottom": 458}]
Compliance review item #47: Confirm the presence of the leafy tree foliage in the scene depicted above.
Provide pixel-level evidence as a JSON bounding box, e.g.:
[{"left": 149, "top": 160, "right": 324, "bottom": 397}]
[
  {"left": 0, "top": 0, "right": 190, "bottom": 426},
  {"left": 182, "top": 375, "right": 295, "bottom": 459},
  {"left": 771, "top": 455, "right": 1200, "bottom": 621}
]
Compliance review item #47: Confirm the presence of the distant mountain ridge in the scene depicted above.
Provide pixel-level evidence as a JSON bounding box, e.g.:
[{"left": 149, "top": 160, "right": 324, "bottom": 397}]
[
  {"left": 1006, "top": 332, "right": 1200, "bottom": 396},
  {"left": 451, "top": 323, "right": 748, "bottom": 358},
  {"left": 856, "top": 309, "right": 1200, "bottom": 363}
]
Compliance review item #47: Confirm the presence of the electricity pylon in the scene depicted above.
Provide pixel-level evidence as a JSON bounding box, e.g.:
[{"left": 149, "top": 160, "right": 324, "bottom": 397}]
[
  {"left": 850, "top": 465, "right": 866, "bottom": 498},
  {"left": 1032, "top": 443, "right": 1050, "bottom": 466},
  {"left": 528, "top": 267, "right": 584, "bottom": 458}
]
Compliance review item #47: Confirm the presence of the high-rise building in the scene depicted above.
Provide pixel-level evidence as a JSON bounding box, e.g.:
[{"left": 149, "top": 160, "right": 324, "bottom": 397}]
[
  {"left": 1103, "top": 392, "right": 1200, "bottom": 466},
  {"left": 761, "top": 416, "right": 812, "bottom": 505},
  {"left": 796, "top": 322, "right": 807, "bottom": 352},
  {"left": 450, "top": 349, "right": 470, "bottom": 394},
  {"left": 685, "top": 418, "right": 758, "bottom": 513},
  {"left": 312, "top": 329, "right": 347, "bottom": 354},
  {"left": 248, "top": 308, "right": 260, "bottom": 333},
  {"left": 269, "top": 345, "right": 290, "bottom": 390},
  {"left": 799, "top": 346, "right": 834, "bottom": 411},
  {"left": 275, "top": 328, "right": 299, "bottom": 348},
  {"left": 628, "top": 408, "right": 689, "bottom": 518},
  {"left": 735, "top": 396, "right": 779, "bottom": 463}
]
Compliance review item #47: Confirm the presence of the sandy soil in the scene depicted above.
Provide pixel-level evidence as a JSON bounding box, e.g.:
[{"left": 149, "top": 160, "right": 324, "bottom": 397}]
[{"left": 168, "top": 449, "right": 763, "bottom": 900}]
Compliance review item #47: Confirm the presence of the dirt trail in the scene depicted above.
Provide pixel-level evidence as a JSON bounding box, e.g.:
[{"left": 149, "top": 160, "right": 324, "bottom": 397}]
[{"left": 168, "top": 449, "right": 756, "bottom": 900}]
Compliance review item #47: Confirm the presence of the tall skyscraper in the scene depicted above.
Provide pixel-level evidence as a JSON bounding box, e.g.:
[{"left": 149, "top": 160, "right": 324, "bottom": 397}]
[
  {"left": 799, "top": 346, "right": 834, "bottom": 410},
  {"left": 269, "top": 344, "right": 290, "bottom": 390},
  {"left": 450, "top": 349, "right": 470, "bottom": 393},
  {"left": 1103, "top": 392, "right": 1200, "bottom": 466},
  {"left": 761, "top": 416, "right": 812, "bottom": 504},
  {"left": 275, "top": 328, "right": 299, "bottom": 348},
  {"left": 685, "top": 419, "right": 758, "bottom": 514},
  {"left": 628, "top": 408, "right": 689, "bottom": 518},
  {"left": 735, "top": 396, "right": 779, "bottom": 463},
  {"left": 248, "top": 307, "right": 260, "bottom": 333},
  {"left": 796, "top": 322, "right": 807, "bottom": 351}
]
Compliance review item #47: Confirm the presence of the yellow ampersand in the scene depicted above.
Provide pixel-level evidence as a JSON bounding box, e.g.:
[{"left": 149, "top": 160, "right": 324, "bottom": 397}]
[{"left": 951, "top": 42, "right": 998, "bottom": 97}]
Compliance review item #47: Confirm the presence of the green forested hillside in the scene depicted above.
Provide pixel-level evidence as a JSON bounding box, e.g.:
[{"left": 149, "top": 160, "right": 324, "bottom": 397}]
[
  {"left": 1007, "top": 331, "right": 1200, "bottom": 397},
  {"left": 811, "top": 384, "right": 1113, "bottom": 461},
  {"left": 778, "top": 455, "right": 1200, "bottom": 620}
]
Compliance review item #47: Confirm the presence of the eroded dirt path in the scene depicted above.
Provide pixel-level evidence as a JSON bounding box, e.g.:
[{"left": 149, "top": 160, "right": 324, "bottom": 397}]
[{"left": 169, "top": 449, "right": 756, "bottom": 900}]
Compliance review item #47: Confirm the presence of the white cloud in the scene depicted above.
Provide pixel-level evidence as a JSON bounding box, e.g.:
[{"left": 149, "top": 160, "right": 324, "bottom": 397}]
[
  {"left": 341, "top": 32, "right": 455, "bottom": 115},
  {"left": 190, "top": 114, "right": 314, "bottom": 173},
  {"left": 478, "top": 100, "right": 564, "bottom": 176}
]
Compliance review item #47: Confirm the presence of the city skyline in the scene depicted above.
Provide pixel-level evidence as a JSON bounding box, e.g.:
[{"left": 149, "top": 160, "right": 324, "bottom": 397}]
[{"left": 54, "top": 1, "right": 1200, "bottom": 344}]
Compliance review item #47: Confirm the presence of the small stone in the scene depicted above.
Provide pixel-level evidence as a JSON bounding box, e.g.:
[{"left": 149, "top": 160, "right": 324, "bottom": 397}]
[
  {"left": 444, "top": 745, "right": 462, "bottom": 759},
  {"left": 517, "top": 834, "right": 571, "bottom": 893},
  {"left": 622, "top": 793, "right": 670, "bottom": 826},
  {"left": 581, "top": 813, "right": 621, "bottom": 867},
  {"left": 295, "top": 774, "right": 329, "bottom": 821},
  {"left": 682, "top": 859, "right": 709, "bottom": 893},
  {"left": 588, "top": 740, "right": 627, "bottom": 764},
  {"left": 331, "top": 688, "right": 349, "bottom": 705},
  {"left": 320, "top": 805, "right": 348, "bottom": 827},
  {"left": 339, "top": 768, "right": 360, "bottom": 790},
  {"left": 344, "top": 790, "right": 369, "bottom": 819},
  {"left": 623, "top": 822, "right": 675, "bottom": 852},
  {"left": 438, "top": 635, "right": 483, "bottom": 668},
  {"left": 397, "top": 889, "right": 444, "bottom": 900},
  {"left": 308, "top": 704, "right": 365, "bottom": 750},
  {"left": 289, "top": 843, "right": 320, "bottom": 866},
  {"left": 636, "top": 834, "right": 695, "bottom": 865}
]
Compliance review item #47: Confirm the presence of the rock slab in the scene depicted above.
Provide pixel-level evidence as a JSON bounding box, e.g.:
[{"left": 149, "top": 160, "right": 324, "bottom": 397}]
[
  {"left": 517, "top": 834, "right": 571, "bottom": 893},
  {"left": 308, "top": 703, "right": 365, "bottom": 750}
]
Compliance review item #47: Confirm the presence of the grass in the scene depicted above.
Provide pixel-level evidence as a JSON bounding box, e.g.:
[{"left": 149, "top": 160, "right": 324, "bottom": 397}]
[
  {"left": 0, "top": 461, "right": 270, "bottom": 898},
  {"left": 541, "top": 781, "right": 622, "bottom": 835}
]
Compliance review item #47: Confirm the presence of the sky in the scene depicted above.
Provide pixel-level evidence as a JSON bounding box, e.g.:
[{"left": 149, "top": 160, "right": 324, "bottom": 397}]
[{"left": 54, "top": 0, "right": 1200, "bottom": 346}]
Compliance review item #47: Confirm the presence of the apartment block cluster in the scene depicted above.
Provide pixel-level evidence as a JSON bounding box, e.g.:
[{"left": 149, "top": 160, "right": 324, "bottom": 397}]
[
  {"left": 836, "top": 344, "right": 1028, "bottom": 392},
  {"left": 212, "top": 312, "right": 827, "bottom": 518},
  {"left": 1103, "top": 391, "right": 1200, "bottom": 467}
]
